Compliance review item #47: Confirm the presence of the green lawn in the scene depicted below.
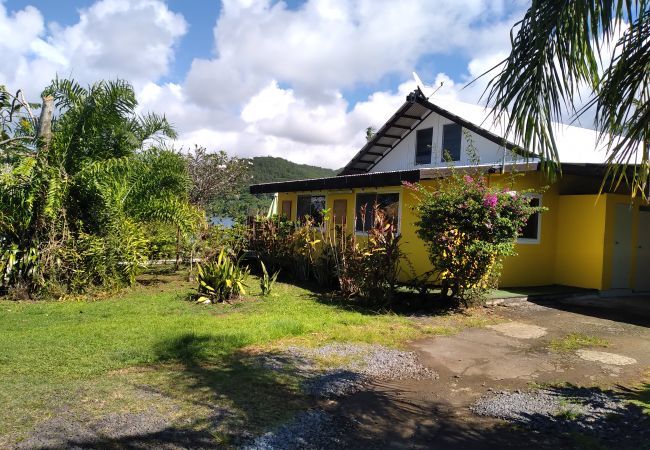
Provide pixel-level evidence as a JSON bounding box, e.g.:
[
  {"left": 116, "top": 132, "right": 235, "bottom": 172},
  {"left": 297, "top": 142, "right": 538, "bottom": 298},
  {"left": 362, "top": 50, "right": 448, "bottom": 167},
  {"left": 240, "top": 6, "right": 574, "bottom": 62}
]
[{"left": 0, "top": 271, "right": 440, "bottom": 443}]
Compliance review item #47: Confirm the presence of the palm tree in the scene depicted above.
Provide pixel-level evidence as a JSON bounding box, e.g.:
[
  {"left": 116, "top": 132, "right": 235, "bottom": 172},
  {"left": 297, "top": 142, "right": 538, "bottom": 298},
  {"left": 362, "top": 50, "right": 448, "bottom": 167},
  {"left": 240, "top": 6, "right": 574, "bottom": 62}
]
[
  {"left": 0, "top": 79, "right": 201, "bottom": 294},
  {"left": 483, "top": 0, "right": 649, "bottom": 198}
]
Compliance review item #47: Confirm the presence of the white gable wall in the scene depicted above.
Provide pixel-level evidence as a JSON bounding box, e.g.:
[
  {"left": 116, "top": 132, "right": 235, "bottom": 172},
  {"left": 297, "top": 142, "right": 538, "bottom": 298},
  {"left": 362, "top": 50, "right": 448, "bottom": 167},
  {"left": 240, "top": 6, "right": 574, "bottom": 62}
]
[{"left": 371, "top": 110, "right": 520, "bottom": 173}]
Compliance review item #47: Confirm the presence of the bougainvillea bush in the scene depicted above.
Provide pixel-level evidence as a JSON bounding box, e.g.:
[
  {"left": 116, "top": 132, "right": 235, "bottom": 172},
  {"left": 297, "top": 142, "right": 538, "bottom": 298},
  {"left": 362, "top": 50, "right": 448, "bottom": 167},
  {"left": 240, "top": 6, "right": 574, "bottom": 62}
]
[{"left": 407, "top": 174, "right": 544, "bottom": 302}]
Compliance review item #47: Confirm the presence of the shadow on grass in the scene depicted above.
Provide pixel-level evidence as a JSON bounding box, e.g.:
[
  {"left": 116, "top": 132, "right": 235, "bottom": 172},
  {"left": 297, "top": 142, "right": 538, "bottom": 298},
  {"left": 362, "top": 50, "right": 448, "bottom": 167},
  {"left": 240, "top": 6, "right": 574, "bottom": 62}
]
[
  {"left": 306, "top": 288, "right": 464, "bottom": 318},
  {"left": 24, "top": 332, "right": 310, "bottom": 449},
  {"left": 135, "top": 264, "right": 188, "bottom": 287},
  {"left": 151, "top": 332, "right": 310, "bottom": 430}
]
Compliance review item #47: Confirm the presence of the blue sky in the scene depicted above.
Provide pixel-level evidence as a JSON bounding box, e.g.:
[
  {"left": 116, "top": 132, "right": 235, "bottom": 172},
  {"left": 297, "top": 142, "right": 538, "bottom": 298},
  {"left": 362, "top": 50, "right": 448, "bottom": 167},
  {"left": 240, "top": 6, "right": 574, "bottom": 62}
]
[{"left": 0, "top": 0, "right": 527, "bottom": 167}]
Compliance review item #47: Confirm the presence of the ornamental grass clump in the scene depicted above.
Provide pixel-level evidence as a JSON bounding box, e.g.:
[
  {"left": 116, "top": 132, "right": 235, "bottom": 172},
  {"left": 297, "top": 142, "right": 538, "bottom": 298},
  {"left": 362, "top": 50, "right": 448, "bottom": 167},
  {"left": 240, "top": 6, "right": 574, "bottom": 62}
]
[
  {"left": 194, "top": 249, "right": 249, "bottom": 304},
  {"left": 408, "top": 174, "right": 543, "bottom": 302}
]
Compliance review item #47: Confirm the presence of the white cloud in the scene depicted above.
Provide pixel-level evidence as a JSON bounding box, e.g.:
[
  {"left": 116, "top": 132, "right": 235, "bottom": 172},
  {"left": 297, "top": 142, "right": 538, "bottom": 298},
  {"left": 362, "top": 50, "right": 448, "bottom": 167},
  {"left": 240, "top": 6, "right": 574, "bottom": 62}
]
[
  {"left": 0, "top": 0, "right": 528, "bottom": 169},
  {"left": 184, "top": 0, "right": 523, "bottom": 107},
  {"left": 159, "top": 0, "right": 525, "bottom": 168},
  {"left": 49, "top": 0, "right": 187, "bottom": 86},
  {"left": 0, "top": 0, "right": 186, "bottom": 95},
  {"left": 0, "top": 3, "right": 49, "bottom": 91}
]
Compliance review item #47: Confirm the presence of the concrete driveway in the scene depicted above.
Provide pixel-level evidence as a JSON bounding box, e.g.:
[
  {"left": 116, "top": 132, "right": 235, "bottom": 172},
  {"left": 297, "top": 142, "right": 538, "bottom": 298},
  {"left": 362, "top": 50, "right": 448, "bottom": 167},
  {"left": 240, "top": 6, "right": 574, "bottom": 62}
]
[{"left": 328, "top": 295, "right": 650, "bottom": 449}]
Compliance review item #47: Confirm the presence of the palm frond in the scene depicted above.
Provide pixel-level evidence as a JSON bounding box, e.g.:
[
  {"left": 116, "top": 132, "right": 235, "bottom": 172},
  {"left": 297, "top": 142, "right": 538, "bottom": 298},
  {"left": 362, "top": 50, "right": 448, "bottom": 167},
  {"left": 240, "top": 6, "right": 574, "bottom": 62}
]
[
  {"left": 133, "top": 112, "right": 177, "bottom": 143},
  {"left": 592, "top": 6, "right": 650, "bottom": 197},
  {"left": 481, "top": 0, "right": 648, "bottom": 195}
]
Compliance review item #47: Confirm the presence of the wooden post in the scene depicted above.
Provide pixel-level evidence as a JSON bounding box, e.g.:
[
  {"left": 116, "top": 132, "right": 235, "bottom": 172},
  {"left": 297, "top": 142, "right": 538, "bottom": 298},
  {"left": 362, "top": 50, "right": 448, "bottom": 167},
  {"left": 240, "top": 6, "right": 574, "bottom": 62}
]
[
  {"left": 37, "top": 95, "right": 54, "bottom": 153},
  {"left": 175, "top": 226, "right": 181, "bottom": 271}
]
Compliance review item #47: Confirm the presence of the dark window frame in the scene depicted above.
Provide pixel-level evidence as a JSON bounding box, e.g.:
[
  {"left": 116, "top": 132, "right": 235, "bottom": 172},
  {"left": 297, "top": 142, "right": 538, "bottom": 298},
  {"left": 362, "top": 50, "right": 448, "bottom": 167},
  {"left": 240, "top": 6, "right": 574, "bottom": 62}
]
[
  {"left": 415, "top": 127, "right": 433, "bottom": 165},
  {"left": 518, "top": 195, "right": 542, "bottom": 243},
  {"left": 441, "top": 123, "right": 462, "bottom": 162}
]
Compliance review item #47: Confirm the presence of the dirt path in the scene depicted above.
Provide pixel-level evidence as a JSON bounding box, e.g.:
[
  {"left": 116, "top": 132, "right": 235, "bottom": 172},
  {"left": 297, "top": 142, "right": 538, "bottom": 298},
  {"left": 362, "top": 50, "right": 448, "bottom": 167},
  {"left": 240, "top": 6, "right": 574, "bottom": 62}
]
[{"left": 325, "top": 296, "right": 650, "bottom": 449}]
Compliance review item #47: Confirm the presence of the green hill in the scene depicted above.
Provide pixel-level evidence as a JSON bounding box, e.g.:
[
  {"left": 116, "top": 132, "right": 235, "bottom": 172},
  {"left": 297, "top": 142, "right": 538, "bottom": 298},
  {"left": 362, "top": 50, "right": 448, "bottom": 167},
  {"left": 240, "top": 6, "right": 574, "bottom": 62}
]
[
  {"left": 212, "top": 156, "right": 338, "bottom": 219},
  {"left": 250, "top": 156, "right": 338, "bottom": 184}
]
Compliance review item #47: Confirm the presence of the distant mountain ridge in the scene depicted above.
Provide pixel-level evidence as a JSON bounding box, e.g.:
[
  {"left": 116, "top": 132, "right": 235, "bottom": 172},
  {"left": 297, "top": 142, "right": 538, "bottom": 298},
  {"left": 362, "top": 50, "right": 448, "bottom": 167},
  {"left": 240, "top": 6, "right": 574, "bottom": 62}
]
[
  {"left": 211, "top": 156, "right": 339, "bottom": 219},
  {"left": 249, "top": 156, "right": 338, "bottom": 184}
]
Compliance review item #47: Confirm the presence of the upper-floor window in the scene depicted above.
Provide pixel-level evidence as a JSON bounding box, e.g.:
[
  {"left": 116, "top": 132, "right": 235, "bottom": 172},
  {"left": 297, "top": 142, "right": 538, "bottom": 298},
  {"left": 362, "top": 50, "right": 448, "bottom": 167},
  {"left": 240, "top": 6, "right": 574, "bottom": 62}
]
[
  {"left": 297, "top": 195, "right": 326, "bottom": 224},
  {"left": 441, "top": 123, "right": 462, "bottom": 162},
  {"left": 355, "top": 193, "right": 399, "bottom": 232},
  {"left": 415, "top": 127, "right": 433, "bottom": 165}
]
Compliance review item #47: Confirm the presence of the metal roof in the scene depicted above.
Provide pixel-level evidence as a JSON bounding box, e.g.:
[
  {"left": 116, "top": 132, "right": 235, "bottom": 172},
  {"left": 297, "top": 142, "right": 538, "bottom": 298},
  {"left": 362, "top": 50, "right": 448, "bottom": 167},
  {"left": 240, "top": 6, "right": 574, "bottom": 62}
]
[
  {"left": 249, "top": 163, "right": 540, "bottom": 194},
  {"left": 249, "top": 169, "right": 421, "bottom": 194}
]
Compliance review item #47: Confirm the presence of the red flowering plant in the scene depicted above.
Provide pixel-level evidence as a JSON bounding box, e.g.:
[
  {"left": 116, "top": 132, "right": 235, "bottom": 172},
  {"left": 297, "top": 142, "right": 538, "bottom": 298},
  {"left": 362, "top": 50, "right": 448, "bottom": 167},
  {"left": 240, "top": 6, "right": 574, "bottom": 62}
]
[{"left": 407, "top": 173, "right": 544, "bottom": 303}]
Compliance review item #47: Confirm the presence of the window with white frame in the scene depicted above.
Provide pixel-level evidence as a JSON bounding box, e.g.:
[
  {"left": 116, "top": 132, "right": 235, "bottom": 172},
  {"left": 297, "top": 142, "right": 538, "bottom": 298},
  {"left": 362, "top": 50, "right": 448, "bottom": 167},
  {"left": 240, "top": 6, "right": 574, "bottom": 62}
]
[
  {"left": 355, "top": 192, "right": 399, "bottom": 232},
  {"left": 518, "top": 195, "right": 542, "bottom": 243}
]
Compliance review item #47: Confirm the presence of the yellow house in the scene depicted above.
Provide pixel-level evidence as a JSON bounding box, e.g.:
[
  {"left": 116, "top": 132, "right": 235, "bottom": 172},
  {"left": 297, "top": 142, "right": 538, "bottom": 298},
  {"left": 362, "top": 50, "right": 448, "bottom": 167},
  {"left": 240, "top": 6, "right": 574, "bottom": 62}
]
[{"left": 250, "top": 90, "right": 649, "bottom": 292}]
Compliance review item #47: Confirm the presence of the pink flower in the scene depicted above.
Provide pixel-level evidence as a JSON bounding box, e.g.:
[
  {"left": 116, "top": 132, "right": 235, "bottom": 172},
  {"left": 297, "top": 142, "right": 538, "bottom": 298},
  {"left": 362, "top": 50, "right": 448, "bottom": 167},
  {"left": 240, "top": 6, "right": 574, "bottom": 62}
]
[
  {"left": 463, "top": 175, "right": 474, "bottom": 184},
  {"left": 483, "top": 193, "right": 498, "bottom": 208}
]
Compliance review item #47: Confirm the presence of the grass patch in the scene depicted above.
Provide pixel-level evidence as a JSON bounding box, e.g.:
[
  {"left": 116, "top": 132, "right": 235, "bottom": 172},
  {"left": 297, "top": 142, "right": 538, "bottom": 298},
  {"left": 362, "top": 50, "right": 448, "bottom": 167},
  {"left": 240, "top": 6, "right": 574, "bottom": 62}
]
[
  {"left": 549, "top": 333, "right": 609, "bottom": 353},
  {"left": 555, "top": 408, "right": 583, "bottom": 421},
  {"left": 555, "top": 397, "right": 584, "bottom": 421},
  {"left": 0, "top": 271, "right": 436, "bottom": 443}
]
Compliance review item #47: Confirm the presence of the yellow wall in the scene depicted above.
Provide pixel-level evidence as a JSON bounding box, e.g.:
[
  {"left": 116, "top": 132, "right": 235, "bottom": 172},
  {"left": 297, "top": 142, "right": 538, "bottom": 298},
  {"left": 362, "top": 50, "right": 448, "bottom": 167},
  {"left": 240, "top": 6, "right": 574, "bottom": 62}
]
[
  {"left": 496, "top": 173, "right": 559, "bottom": 287},
  {"left": 271, "top": 175, "right": 648, "bottom": 291},
  {"left": 553, "top": 195, "right": 607, "bottom": 289}
]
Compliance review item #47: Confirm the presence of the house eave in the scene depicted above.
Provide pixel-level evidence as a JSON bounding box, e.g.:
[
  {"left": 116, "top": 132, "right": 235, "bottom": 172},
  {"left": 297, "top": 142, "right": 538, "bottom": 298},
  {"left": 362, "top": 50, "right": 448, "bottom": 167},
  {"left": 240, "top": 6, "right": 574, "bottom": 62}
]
[
  {"left": 249, "top": 163, "right": 542, "bottom": 194},
  {"left": 250, "top": 170, "right": 421, "bottom": 194}
]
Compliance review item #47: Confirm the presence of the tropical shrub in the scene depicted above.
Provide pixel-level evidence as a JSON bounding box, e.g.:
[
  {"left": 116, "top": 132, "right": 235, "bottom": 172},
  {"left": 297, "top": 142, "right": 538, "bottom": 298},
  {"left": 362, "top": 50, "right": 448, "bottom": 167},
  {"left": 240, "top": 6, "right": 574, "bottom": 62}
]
[
  {"left": 332, "top": 205, "right": 401, "bottom": 305},
  {"left": 0, "top": 80, "right": 202, "bottom": 297},
  {"left": 248, "top": 216, "right": 315, "bottom": 279},
  {"left": 194, "top": 249, "right": 249, "bottom": 304},
  {"left": 190, "top": 222, "right": 247, "bottom": 264},
  {"left": 143, "top": 222, "right": 178, "bottom": 260},
  {"left": 259, "top": 260, "right": 280, "bottom": 296},
  {"left": 248, "top": 204, "right": 402, "bottom": 305},
  {"left": 408, "top": 174, "right": 543, "bottom": 302}
]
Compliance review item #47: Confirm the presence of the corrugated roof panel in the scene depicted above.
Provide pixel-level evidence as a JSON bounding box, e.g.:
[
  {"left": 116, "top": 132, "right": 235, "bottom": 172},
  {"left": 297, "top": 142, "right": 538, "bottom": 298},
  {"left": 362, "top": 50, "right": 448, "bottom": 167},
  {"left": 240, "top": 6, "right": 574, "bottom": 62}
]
[
  {"left": 405, "top": 103, "right": 428, "bottom": 117},
  {"left": 384, "top": 127, "right": 407, "bottom": 137},
  {"left": 394, "top": 117, "right": 418, "bottom": 127},
  {"left": 376, "top": 136, "right": 399, "bottom": 145}
]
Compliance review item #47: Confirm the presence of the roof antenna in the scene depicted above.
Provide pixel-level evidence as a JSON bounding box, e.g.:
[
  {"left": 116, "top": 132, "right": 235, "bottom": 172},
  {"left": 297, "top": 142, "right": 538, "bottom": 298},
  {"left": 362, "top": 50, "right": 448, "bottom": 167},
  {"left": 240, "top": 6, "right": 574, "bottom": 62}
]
[{"left": 412, "top": 71, "right": 443, "bottom": 100}]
